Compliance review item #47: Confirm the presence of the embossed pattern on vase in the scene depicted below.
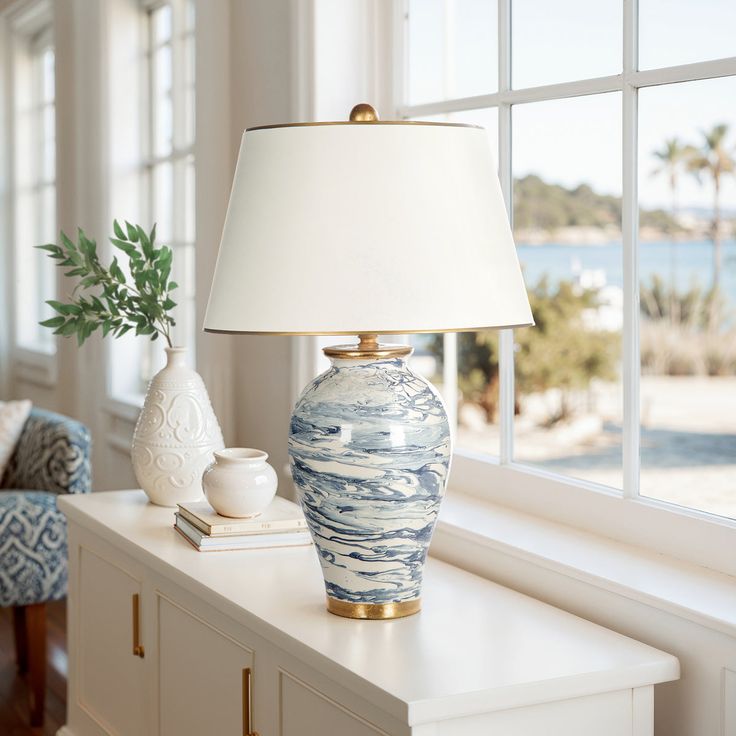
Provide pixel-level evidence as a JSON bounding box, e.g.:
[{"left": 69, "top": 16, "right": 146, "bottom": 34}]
[
  {"left": 289, "top": 357, "right": 451, "bottom": 606},
  {"left": 132, "top": 349, "right": 224, "bottom": 506}
]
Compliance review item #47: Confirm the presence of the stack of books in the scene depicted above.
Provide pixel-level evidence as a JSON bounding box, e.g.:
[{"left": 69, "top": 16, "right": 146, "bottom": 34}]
[{"left": 174, "top": 496, "right": 311, "bottom": 552}]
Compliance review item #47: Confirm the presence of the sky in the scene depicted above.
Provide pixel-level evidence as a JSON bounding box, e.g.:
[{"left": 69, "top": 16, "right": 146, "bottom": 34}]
[{"left": 408, "top": 0, "right": 736, "bottom": 212}]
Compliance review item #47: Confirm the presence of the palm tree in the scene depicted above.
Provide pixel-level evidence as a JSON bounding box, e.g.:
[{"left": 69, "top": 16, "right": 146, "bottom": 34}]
[
  {"left": 651, "top": 137, "right": 689, "bottom": 218},
  {"left": 651, "top": 137, "right": 689, "bottom": 322},
  {"left": 687, "top": 123, "right": 735, "bottom": 295}
]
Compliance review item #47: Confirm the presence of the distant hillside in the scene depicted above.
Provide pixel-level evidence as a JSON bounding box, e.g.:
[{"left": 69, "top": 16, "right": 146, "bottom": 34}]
[{"left": 513, "top": 174, "right": 680, "bottom": 232}]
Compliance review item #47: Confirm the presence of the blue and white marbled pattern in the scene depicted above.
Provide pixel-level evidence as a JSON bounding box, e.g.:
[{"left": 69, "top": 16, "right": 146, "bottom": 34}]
[{"left": 289, "top": 356, "right": 451, "bottom": 606}]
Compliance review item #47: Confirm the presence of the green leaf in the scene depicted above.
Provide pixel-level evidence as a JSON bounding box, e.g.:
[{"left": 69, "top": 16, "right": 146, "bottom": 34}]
[
  {"left": 113, "top": 220, "right": 126, "bottom": 240},
  {"left": 46, "top": 300, "right": 67, "bottom": 314},
  {"left": 60, "top": 319, "right": 78, "bottom": 336},
  {"left": 167, "top": 281, "right": 178, "bottom": 291},
  {"left": 136, "top": 226, "right": 153, "bottom": 259},
  {"left": 110, "top": 257, "right": 125, "bottom": 283},
  {"left": 149, "top": 223, "right": 157, "bottom": 247},
  {"left": 110, "top": 238, "right": 137, "bottom": 257},
  {"left": 60, "top": 231, "right": 77, "bottom": 253},
  {"left": 125, "top": 221, "right": 139, "bottom": 242},
  {"left": 36, "top": 244, "right": 59, "bottom": 253},
  {"left": 40, "top": 316, "right": 65, "bottom": 328}
]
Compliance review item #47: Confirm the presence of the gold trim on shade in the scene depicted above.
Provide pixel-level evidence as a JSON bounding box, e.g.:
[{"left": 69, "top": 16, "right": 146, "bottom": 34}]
[
  {"left": 203, "top": 322, "right": 534, "bottom": 336},
  {"left": 246, "top": 120, "right": 482, "bottom": 132},
  {"left": 326, "top": 597, "right": 422, "bottom": 620}
]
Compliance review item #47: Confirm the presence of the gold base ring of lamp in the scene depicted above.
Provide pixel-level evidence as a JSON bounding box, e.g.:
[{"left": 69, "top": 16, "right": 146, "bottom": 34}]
[{"left": 326, "top": 597, "right": 422, "bottom": 620}]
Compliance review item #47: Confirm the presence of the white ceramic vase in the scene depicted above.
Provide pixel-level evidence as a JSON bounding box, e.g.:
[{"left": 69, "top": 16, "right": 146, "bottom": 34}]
[
  {"left": 132, "top": 346, "right": 224, "bottom": 507},
  {"left": 203, "top": 448, "right": 278, "bottom": 518}
]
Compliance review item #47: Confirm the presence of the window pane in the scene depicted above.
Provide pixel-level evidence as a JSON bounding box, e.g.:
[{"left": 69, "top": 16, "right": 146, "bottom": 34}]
[
  {"left": 407, "top": 0, "right": 498, "bottom": 105},
  {"left": 41, "top": 48, "right": 54, "bottom": 102},
  {"left": 512, "top": 93, "right": 623, "bottom": 488},
  {"left": 638, "top": 77, "right": 736, "bottom": 519},
  {"left": 184, "top": 156, "right": 195, "bottom": 242},
  {"left": 153, "top": 44, "right": 173, "bottom": 156},
  {"left": 414, "top": 108, "right": 501, "bottom": 456},
  {"left": 639, "top": 0, "right": 736, "bottom": 70},
  {"left": 152, "top": 5, "right": 172, "bottom": 45},
  {"left": 182, "top": 33, "right": 195, "bottom": 147},
  {"left": 153, "top": 161, "right": 173, "bottom": 241},
  {"left": 170, "top": 243, "right": 196, "bottom": 349},
  {"left": 42, "top": 106, "right": 55, "bottom": 179},
  {"left": 512, "top": 0, "right": 621, "bottom": 89},
  {"left": 184, "top": 0, "right": 196, "bottom": 32}
]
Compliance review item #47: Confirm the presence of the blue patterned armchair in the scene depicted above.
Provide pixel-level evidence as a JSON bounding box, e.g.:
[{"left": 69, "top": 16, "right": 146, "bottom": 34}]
[{"left": 0, "top": 408, "right": 91, "bottom": 726}]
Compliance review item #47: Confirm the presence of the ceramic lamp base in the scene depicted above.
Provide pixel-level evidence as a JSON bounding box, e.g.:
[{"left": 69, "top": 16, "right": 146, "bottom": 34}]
[{"left": 289, "top": 339, "right": 451, "bottom": 620}]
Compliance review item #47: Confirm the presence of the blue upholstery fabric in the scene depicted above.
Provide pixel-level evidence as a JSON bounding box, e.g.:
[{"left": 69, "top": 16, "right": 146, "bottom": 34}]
[
  {"left": 0, "top": 492, "right": 68, "bottom": 607},
  {"left": 0, "top": 408, "right": 91, "bottom": 607},
  {"left": 1, "top": 408, "right": 91, "bottom": 496}
]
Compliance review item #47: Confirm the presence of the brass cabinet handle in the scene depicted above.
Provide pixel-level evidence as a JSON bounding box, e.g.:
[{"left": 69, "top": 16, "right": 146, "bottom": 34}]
[
  {"left": 242, "top": 667, "right": 259, "bottom": 736},
  {"left": 132, "top": 593, "right": 145, "bottom": 658}
]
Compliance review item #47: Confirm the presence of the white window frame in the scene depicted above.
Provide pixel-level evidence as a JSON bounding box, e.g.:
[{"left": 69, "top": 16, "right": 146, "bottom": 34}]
[
  {"left": 1, "top": 0, "right": 57, "bottom": 386},
  {"left": 143, "top": 0, "right": 196, "bottom": 345},
  {"left": 386, "top": 0, "right": 736, "bottom": 576},
  {"left": 106, "top": 0, "right": 196, "bottom": 406}
]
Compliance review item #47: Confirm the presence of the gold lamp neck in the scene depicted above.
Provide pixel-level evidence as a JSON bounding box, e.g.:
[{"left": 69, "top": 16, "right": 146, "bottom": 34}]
[{"left": 323, "top": 333, "right": 412, "bottom": 360}]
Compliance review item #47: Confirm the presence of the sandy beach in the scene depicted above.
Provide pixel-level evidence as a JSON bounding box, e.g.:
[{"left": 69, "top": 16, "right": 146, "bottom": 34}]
[{"left": 456, "top": 375, "right": 736, "bottom": 519}]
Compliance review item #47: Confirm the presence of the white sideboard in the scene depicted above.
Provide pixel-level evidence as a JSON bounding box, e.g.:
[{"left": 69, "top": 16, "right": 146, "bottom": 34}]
[{"left": 58, "top": 490, "right": 679, "bottom": 736}]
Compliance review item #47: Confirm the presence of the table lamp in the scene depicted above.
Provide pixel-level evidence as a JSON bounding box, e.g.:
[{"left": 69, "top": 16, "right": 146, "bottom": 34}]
[{"left": 205, "top": 103, "right": 533, "bottom": 620}]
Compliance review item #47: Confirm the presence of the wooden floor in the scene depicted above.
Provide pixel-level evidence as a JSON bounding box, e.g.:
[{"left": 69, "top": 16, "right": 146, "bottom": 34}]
[{"left": 0, "top": 601, "right": 67, "bottom": 735}]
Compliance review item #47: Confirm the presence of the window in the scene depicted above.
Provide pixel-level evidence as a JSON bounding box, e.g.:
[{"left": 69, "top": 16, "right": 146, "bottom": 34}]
[
  {"left": 9, "top": 12, "right": 56, "bottom": 354},
  {"left": 109, "top": 0, "right": 195, "bottom": 402},
  {"left": 399, "top": 0, "right": 736, "bottom": 544}
]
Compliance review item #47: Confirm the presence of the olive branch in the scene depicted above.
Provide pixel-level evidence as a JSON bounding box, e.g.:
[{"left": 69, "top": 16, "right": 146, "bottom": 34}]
[{"left": 36, "top": 220, "right": 178, "bottom": 348}]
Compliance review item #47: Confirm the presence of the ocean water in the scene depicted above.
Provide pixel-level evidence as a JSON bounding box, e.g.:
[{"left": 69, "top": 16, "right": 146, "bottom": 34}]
[{"left": 516, "top": 239, "right": 736, "bottom": 305}]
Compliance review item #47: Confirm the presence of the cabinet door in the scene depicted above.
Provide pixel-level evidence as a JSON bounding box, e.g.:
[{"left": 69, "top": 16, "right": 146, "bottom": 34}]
[
  {"left": 78, "top": 546, "right": 147, "bottom": 735},
  {"left": 280, "top": 670, "right": 391, "bottom": 736},
  {"left": 158, "top": 594, "right": 255, "bottom": 736}
]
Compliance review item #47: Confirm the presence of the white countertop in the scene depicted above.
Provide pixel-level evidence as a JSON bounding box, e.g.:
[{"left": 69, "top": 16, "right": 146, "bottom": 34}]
[{"left": 59, "top": 490, "right": 679, "bottom": 726}]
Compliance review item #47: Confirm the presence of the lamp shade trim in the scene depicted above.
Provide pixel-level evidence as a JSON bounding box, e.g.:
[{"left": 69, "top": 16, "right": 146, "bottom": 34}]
[
  {"left": 203, "top": 322, "right": 534, "bottom": 336},
  {"left": 246, "top": 119, "right": 483, "bottom": 132}
]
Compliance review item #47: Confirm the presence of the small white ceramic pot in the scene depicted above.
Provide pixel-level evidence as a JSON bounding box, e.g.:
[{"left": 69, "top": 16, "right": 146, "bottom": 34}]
[{"left": 203, "top": 448, "right": 277, "bottom": 518}]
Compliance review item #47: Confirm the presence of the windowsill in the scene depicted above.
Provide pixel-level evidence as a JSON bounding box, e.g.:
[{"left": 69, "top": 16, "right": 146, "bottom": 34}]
[
  {"left": 105, "top": 394, "right": 144, "bottom": 421},
  {"left": 12, "top": 345, "right": 57, "bottom": 387},
  {"left": 434, "top": 491, "right": 736, "bottom": 638}
]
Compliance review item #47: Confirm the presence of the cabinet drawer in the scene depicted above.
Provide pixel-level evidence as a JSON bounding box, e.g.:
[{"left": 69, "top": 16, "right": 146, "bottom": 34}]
[{"left": 280, "top": 670, "right": 391, "bottom": 736}]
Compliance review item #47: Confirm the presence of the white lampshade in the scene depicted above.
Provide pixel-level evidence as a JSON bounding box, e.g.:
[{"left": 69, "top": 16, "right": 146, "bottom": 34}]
[{"left": 204, "top": 117, "right": 533, "bottom": 335}]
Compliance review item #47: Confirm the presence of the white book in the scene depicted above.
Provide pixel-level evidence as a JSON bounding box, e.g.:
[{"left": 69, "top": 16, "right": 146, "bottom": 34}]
[
  {"left": 178, "top": 496, "right": 307, "bottom": 537},
  {"left": 174, "top": 513, "right": 312, "bottom": 552}
]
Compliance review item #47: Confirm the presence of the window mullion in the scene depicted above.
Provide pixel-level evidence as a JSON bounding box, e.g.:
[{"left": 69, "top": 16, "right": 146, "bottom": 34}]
[
  {"left": 498, "top": 0, "right": 514, "bottom": 465},
  {"left": 622, "top": 0, "right": 640, "bottom": 499}
]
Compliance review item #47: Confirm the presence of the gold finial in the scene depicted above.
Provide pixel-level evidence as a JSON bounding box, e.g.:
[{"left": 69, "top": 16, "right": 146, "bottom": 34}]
[{"left": 349, "top": 103, "right": 379, "bottom": 122}]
